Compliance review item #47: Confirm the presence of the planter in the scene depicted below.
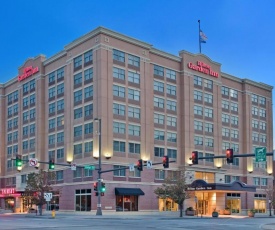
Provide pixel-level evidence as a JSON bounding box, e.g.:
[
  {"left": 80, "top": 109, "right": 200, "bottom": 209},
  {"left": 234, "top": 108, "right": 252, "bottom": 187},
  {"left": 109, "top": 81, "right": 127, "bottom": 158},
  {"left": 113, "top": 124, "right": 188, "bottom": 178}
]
[
  {"left": 185, "top": 210, "right": 195, "bottom": 216},
  {"left": 224, "top": 209, "right": 231, "bottom": 215},
  {"left": 248, "top": 212, "right": 255, "bottom": 217},
  {"left": 212, "top": 211, "right": 219, "bottom": 217}
]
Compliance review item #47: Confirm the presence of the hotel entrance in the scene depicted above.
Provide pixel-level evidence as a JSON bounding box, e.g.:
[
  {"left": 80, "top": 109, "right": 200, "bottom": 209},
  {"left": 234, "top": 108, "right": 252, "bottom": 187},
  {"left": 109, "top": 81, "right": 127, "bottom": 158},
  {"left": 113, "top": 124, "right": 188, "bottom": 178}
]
[{"left": 196, "top": 192, "right": 210, "bottom": 215}]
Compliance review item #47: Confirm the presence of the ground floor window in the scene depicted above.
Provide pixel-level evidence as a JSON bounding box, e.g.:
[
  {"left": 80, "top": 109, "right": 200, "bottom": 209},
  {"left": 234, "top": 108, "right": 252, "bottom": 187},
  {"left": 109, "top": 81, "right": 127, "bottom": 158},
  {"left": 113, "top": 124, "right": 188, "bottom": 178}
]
[
  {"left": 226, "top": 193, "right": 241, "bottom": 213},
  {"left": 4, "top": 197, "right": 15, "bottom": 211},
  {"left": 158, "top": 198, "right": 178, "bottom": 211},
  {"left": 116, "top": 195, "right": 138, "bottom": 211},
  {"left": 46, "top": 193, "right": 60, "bottom": 211},
  {"left": 75, "top": 189, "right": 91, "bottom": 211},
  {"left": 254, "top": 199, "right": 266, "bottom": 213}
]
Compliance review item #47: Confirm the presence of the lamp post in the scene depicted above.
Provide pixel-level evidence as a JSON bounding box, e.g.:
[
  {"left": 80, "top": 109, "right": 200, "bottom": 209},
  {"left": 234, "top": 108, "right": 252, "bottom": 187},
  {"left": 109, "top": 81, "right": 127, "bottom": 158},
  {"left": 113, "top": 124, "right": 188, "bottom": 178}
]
[
  {"left": 269, "top": 199, "right": 272, "bottom": 216},
  {"left": 94, "top": 118, "right": 102, "bottom": 216}
]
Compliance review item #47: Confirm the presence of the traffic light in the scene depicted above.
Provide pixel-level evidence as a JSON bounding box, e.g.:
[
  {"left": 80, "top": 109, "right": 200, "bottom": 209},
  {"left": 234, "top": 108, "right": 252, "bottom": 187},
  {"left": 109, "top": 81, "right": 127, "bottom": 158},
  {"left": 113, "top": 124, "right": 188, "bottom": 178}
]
[
  {"left": 49, "top": 159, "right": 55, "bottom": 170},
  {"left": 191, "top": 151, "right": 198, "bottom": 164},
  {"left": 16, "top": 154, "right": 22, "bottom": 167},
  {"left": 137, "top": 159, "right": 143, "bottom": 171},
  {"left": 162, "top": 156, "right": 169, "bottom": 168},
  {"left": 93, "top": 182, "right": 98, "bottom": 191},
  {"left": 101, "top": 182, "right": 106, "bottom": 196},
  {"left": 226, "top": 149, "right": 234, "bottom": 164}
]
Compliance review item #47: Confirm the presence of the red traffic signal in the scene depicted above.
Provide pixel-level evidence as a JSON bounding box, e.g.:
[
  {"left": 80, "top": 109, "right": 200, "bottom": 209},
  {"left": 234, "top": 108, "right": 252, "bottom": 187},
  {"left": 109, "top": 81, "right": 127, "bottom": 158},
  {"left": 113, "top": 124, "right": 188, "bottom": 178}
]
[
  {"left": 137, "top": 159, "right": 143, "bottom": 171},
  {"left": 93, "top": 182, "right": 98, "bottom": 191},
  {"left": 226, "top": 149, "right": 234, "bottom": 163},
  {"left": 191, "top": 151, "right": 198, "bottom": 164},
  {"left": 162, "top": 156, "right": 169, "bottom": 168}
]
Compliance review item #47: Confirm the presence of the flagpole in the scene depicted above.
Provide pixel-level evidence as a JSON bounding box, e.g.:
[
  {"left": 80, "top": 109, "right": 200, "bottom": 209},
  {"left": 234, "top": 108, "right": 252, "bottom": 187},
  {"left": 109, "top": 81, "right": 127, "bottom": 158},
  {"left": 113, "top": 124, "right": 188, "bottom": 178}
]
[{"left": 198, "top": 20, "right": 201, "bottom": 53}]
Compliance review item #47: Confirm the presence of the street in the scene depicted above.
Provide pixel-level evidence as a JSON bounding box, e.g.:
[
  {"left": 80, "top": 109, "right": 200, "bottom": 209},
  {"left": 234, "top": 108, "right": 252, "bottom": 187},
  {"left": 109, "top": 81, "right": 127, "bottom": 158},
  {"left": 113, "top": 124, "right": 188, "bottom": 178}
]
[{"left": 0, "top": 213, "right": 275, "bottom": 230}]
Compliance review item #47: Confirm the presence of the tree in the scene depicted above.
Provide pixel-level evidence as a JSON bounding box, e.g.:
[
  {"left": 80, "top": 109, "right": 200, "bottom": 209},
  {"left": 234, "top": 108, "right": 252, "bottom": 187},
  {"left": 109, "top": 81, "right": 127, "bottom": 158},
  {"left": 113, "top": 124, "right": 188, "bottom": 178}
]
[
  {"left": 25, "top": 169, "right": 56, "bottom": 215},
  {"left": 154, "top": 167, "right": 191, "bottom": 217},
  {"left": 264, "top": 185, "right": 275, "bottom": 216}
]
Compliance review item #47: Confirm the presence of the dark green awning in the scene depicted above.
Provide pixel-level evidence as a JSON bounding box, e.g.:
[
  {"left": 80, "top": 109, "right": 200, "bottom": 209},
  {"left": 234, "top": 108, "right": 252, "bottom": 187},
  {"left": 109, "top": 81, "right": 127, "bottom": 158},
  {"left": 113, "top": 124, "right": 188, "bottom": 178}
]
[{"left": 115, "top": 188, "right": 145, "bottom": 196}]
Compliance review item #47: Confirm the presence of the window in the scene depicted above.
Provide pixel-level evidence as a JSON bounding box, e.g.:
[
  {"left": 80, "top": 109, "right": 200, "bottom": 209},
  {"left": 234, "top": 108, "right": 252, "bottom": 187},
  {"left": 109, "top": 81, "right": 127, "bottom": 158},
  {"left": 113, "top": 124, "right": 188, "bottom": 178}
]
[
  {"left": 166, "top": 69, "right": 176, "bottom": 80},
  {"left": 113, "top": 122, "right": 126, "bottom": 134},
  {"left": 194, "top": 105, "right": 203, "bottom": 116},
  {"left": 48, "top": 134, "right": 55, "bottom": 145},
  {"left": 13, "top": 117, "right": 18, "bottom": 127},
  {"left": 84, "top": 141, "right": 93, "bottom": 153},
  {"left": 205, "top": 138, "right": 214, "bottom": 147},
  {"left": 259, "top": 96, "right": 266, "bottom": 105},
  {"left": 222, "top": 113, "right": 229, "bottom": 123},
  {"left": 167, "top": 149, "right": 177, "bottom": 158},
  {"left": 74, "top": 90, "right": 82, "bottom": 103},
  {"left": 7, "top": 120, "right": 12, "bottom": 129},
  {"left": 84, "top": 168, "right": 93, "bottom": 177},
  {"left": 23, "top": 83, "right": 29, "bottom": 93},
  {"left": 49, "top": 118, "right": 55, "bottom": 129},
  {"left": 113, "top": 103, "right": 125, "bottom": 116},
  {"left": 22, "top": 126, "right": 28, "bottom": 136},
  {"left": 14, "top": 91, "right": 18, "bottom": 100},
  {"left": 222, "top": 142, "right": 230, "bottom": 150},
  {"left": 8, "top": 107, "right": 12, "bottom": 116},
  {"left": 84, "top": 123, "right": 93, "bottom": 134},
  {"left": 167, "top": 116, "right": 177, "bottom": 127},
  {"left": 74, "top": 168, "right": 82, "bottom": 178},
  {"left": 231, "top": 102, "right": 238, "bottom": 112},
  {"left": 194, "top": 76, "right": 202, "bottom": 86},
  {"left": 155, "top": 169, "right": 165, "bottom": 180},
  {"left": 204, "top": 108, "right": 213, "bottom": 118},
  {"left": 74, "top": 73, "right": 82, "bottom": 85},
  {"left": 13, "top": 104, "right": 18, "bottom": 113},
  {"left": 225, "top": 175, "right": 231, "bottom": 183},
  {"left": 205, "top": 153, "right": 214, "bottom": 162},
  {"left": 29, "top": 139, "right": 35, "bottom": 149},
  {"left": 74, "top": 143, "right": 82, "bottom": 155},
  {"left": 259, "top": 109, "right": 266, "bottom": 117},
  {"left": 252, "top": 120, "right": 259, "bottom": 129},
  {"left": 84, "top": 104, "right": 93, "bottom": 117},
  {"left": 194, "top": 136, "right": 203, "bottom": 145},
  {"left": 167, "top": 100, "right": 176, "bottom": 111},
  {"left": 113, "top": 85, "right": 125, "bottom": 98},
  {"left": 113, "top": 49, "right": 125, "bottom": 62},
  {"left": 253, "top": 177, "right": 260, "bottom": 186},
  {"left": 56, "top": 171, "right": 63, "bottom": 181},
  {"left": 21, "top": 175, "right": 27, "bottom": 183},
  {"left": 230, "top": 89, "right": 238, "bottom": 98},
  {"left": 231, "top": 130, "right": 239, "bottom": 139},
  {"left": 8, "top": 93, "right": 13, "bottom": 103},
  {"left": 113, "top": 67, "right": 125, "bottom": 80},
  {"left": 128, "top": 71, "right": 140, "bottom": 84},
  {"left": 57, "top": 116, "right": 64, "bottom": 127},
  {"left": 84, "top": 68, "right": 93, "bottom": 81},
  {"left": 154, "top": 65, "right": 164, "bottom": 76},
  {"left": 49, "top": 72, "right": 55, "bottom": 83},
  {"left": 167, "top": 132, "right": 177, "bottom": 142},
  {"left": 231, "top": 116, "right": 239, "bottom": 125},
  {"left": 204, "top": 79, "right": 213, "bottom": 89},
  {"left": 7, "top": 146, "right": 12, "bottom": 155},
  {"left": 128, "top": 54, "right": 140, "bottom": 67},
  {"left": 252, "top": 132, "right": 259, "bottom": 141},
  {"left": 49, "top": 102, "right": 55, "bottom": 113},
  {"left": 129, "top": 143, "right": 140, "bottom": 154},
  {"left": 84, "top": 50, "right": 93, "bottom": 63},
  {"left": 222, "top": 128, "right": 230, "bottom": 137},
  {"left": 194, "top": 90, "right": 202, "bottom": 101},
  {"left": 128, "top": 106, "right": 140, "bottom": 119},
  {"left": 113, "top": 165, "right": 126, "bottom": 176},
  {"left": 221, "top": 86, "right": 229, "bottom": 96},
  {"left": 57, "top": 99, "right": 64, "bottom": 111},
  {"left": 154, "top": 81, "right": 164, "bottom": 92},
  {"left": 261, "top": 178, "right": 267, "bottom": 186},
  {"left": 128, "top": 89, "right": 140, "bottom": 101},
  {"left": 154, "top": 147, "right": 165, "bottom": 157},
  {"left": 57, "top": 67, "right": 64, "bottom": 80},
  {"left": 13, "top": 131, "right": 18, "bottom": 140},
  {"left": 128, "top": 124, "right": 140, "bottom": 136},
  {"left": 74, "top": 108, "right": 83, "bottom": 119},
  {"left": 57, "top": 148, "right": 64, "bottom": 159},
  {"left": 154, "top": 113, "right": 165, "bottom": 125},
  {"left": 205, "top": 123, "right": 213, "bottom": 133},
  {"left": 74, "top": 125, "right": 82, "bottom": 137},
  {"left": 74, "top": 55, "right": 82, "bottom": 68},
  {"left": 232, "top": 176, "right": 240, "bottom": 181},
  {"left": 29, "top": 108, "right": 35, "bottom": 119},
  {"left": 204, "top": 93, "right": 213, "bottom": 103},
  {"left": 129, "top": 168, "right": 141, "bottom": 178},
  {"left": 29, "top": 79, "right": 35, "bottom": 90},
  {"left": 154, "top": 97, "right": 164, "bottom": 108},
  {"left": 84, "top": 85, "right": 93, "bottom": 98},
  {"left": 113, "top": 141, "right": 125, "bottom": 152},
  {"left": 23, "top": 140, "right": 28, "bottom": 149},
  {"left": 259, "top": 134, "right": 266, "bottom": 143},
  {"left": 231, "top": 143, "right": 239, "bottom": 153},
  {"left": 259, "top": 121, "right": 266, "bottom": 130},
  {"left": 57, "top": 83, "right": 64, "bottom": 95},
  {"left": 154, "top": 130, "right": 165, "bottom": 141},
  {"left": 167, "top": 84, "right": 176, "bottom": 96},
  {"left": 57, "top": 132, "right": 64, "bottom": 143},
  {"left": 23, "top": 111, "right": 28, "bottom": 121},
  {"left": 48, "top": 87, "right": 55, "bottom": 98},
  {"left": 252, "top": 94, "right": 258, "bottom": 103},
  {"left": 194, "top": 120, "right": 203, "bottom": 131},
  {"left": 222, "top": 100, "right": 229, "bottom": 110},
  {"left": 23, "top": 97, "right": 28, "bottom": 107}
]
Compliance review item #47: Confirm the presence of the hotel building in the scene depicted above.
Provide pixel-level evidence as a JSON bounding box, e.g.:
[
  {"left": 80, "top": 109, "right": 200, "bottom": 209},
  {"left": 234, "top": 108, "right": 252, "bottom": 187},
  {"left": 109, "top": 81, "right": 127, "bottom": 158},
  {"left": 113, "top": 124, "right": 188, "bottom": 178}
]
[{"left": 0, "top": 27, "right": 273, "bottom": 214}]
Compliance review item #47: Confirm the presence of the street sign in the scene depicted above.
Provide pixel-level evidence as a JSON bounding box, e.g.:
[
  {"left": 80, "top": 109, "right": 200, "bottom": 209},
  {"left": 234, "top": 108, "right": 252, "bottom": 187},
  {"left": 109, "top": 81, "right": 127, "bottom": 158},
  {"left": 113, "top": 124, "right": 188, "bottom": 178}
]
[
  {"left": 129, "top": 164, "right": 135, "bottom": 172},
  {"left": 255, "top": 147, "right": 266, "bottom": 162},
  {"left": 273, "top": 150, "right": 275, "bottom": 161},
  {"left": 44, "top": 193, "right": 52, "bottom": 201},
  {"left": 71, "top": 163, "right": 76, "bottom": 171},
  {"left": 29, "top": 158, "right": 38, "bottom": 167},
  {"left": 147, "top": 160, "right": 152, "bottom": 169},
  {"left": 84, "top": 165, "right": 95, "bottom": 170}
]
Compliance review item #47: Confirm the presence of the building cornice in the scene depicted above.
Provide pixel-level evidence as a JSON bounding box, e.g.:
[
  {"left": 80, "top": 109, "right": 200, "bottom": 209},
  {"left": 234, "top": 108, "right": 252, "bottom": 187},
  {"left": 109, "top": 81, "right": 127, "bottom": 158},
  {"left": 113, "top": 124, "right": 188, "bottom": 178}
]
[
  {"left": 150, "top": 48, "right": 182, "bottom": 62},
  {"left": 43, "top": 50, "right": 67, "bottom": 66}
]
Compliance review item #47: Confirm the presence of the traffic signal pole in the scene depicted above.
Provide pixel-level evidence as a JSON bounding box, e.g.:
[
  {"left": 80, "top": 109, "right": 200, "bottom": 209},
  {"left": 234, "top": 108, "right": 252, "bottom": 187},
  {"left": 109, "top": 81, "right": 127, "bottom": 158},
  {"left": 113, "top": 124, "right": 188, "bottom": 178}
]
[
  {"left": 95, "top": 118, "right": 102, "bottom": 216},
  {"left": 191, "top": 152, "right": 274, "bottom": 160}
]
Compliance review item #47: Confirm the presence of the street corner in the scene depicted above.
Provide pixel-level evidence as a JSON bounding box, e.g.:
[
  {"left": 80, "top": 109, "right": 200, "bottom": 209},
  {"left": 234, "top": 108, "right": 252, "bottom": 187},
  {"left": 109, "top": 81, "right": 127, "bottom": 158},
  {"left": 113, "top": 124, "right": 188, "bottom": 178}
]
[{"left": 260, "top": 223, "right": 275, "bottom": 230}]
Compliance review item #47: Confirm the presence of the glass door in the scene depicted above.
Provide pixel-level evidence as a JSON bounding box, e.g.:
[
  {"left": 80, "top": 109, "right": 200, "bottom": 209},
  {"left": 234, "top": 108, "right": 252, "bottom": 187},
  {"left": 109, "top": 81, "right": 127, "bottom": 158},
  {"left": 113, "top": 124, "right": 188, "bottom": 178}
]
[{"left": 226, "top": 199, "right": 240, "bottom": 213}]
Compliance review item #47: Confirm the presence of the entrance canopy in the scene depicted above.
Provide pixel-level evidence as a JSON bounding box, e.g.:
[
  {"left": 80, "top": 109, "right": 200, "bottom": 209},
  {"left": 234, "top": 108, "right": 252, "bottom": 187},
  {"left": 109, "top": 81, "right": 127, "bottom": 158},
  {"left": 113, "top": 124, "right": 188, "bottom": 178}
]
[
  {"left": 115, "top": 188, "right": 145, "bottom": 196},
  {"left": 187, "top": 179, "right": 256, "bottom": 192}
]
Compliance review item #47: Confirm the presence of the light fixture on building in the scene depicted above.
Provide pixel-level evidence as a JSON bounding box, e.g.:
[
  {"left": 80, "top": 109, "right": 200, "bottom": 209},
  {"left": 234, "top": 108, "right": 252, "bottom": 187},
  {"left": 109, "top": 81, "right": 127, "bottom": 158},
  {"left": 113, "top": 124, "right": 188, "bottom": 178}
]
[
  {"left": 189, "top": 163, "right": 193, "bottom": 166},
  {"left": 219, "top": 178, "right": 223, "bottom": 181},
  {"left": 248, "top": 171, "right": 253, "bottom": 174},
  {"left": 67, "top": 160, "right": 72, "bottom": 164},
  {"left": 217, "top": 166, "right": 221, "bottom": 169},
  {"left": 105, "top": 156, "right": 111, "bottom": 160}
]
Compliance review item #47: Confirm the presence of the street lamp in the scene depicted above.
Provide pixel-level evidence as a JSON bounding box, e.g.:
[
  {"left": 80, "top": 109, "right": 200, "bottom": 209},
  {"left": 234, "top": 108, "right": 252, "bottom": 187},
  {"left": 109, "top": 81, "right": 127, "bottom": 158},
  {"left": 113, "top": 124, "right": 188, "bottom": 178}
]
[
  {"left": 269, "top": 199, "right": 272, "bottom": 216},
  {"left": 94, "top": 118, "right": 102, "bottom": 216}
]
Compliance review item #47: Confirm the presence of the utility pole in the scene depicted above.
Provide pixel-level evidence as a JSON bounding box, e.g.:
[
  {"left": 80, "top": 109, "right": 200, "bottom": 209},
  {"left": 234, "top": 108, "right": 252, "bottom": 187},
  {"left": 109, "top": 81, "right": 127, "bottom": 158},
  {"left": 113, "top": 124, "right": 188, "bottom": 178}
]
[{"left": 95, "top": 118, "right": 102, "bottom": 216}]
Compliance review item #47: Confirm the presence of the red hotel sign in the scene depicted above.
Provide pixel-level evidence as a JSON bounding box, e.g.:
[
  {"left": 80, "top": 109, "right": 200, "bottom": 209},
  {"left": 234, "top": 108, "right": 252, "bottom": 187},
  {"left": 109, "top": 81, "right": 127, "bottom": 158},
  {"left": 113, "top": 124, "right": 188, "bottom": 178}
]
[
  {"left": 187, "top": 61, "right": 219, "bottom": 78},
  {"left": 18, "top": 66, "right": 39, "bottom": 81},
  {"left": 1, "top": 188, "right": 15, "bottom": 195}
]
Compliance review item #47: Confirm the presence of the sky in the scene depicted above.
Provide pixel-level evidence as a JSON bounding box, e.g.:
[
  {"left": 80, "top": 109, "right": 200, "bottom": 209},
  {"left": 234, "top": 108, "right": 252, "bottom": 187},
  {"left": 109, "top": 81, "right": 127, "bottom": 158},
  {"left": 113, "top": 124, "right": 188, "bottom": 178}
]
[{"left": 0, "top": 0, "right": 274, "bottom": 145}]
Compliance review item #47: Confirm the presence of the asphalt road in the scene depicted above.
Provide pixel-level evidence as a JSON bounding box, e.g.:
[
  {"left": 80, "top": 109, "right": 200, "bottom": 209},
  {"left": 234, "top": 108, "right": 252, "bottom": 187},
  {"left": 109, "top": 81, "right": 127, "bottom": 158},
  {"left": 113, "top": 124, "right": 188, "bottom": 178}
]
[{"left": 1, "top": 213, "right": 275, "bottom": 230}]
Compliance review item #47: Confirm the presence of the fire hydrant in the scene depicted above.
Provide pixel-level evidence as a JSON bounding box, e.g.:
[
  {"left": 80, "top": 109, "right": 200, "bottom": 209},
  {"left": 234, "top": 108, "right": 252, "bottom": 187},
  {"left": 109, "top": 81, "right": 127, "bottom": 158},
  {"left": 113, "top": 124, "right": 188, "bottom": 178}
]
[{"left": 51, "top": 209, "right": 55, "bottom": 218}]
